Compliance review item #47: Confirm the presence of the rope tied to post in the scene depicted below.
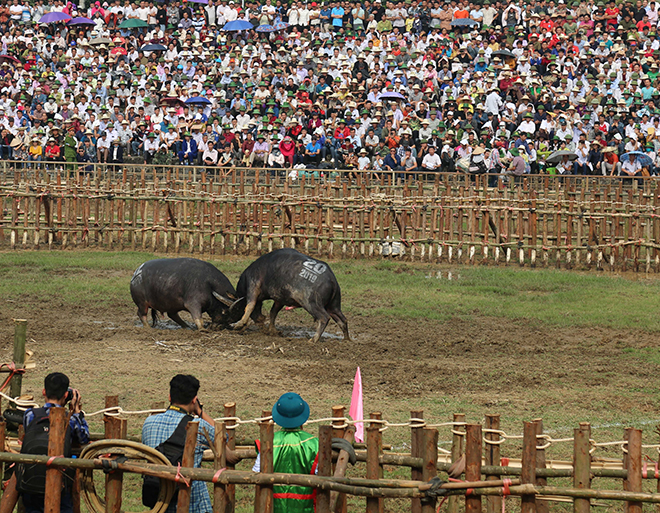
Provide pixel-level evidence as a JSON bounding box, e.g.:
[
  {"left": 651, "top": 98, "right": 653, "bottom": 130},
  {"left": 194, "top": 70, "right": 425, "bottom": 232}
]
[
  {"left": 0, "top": 362, "right": 26, "bottom": 393},
  {"left": 175, "top": 463, "right": 191, "bottom": 487},
  {"left": 212, "top": 467, "right": 226, "bottom": 483}
]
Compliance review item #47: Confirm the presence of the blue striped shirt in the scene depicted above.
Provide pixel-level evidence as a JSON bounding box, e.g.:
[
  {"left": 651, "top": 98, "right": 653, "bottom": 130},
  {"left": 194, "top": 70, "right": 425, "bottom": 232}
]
[{"left": 141, "top": 409, "right": 214, "bottom": 513}]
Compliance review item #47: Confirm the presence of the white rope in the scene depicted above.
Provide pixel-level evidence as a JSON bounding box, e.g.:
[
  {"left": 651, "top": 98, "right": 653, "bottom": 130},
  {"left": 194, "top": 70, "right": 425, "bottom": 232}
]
[{"left": 0, "top": 391, "right": 39, "bottom": 410}]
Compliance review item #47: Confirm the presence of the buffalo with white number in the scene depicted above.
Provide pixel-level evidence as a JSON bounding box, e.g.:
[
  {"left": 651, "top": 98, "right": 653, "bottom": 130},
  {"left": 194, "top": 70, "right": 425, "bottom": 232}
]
[{"left": 225, "top": 248, "right": 350, "bottom": 343}]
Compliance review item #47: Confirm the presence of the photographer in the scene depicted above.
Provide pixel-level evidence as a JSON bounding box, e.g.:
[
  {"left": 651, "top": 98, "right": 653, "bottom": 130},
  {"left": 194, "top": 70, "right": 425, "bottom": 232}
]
[
  {"left": 0, "top": 373, "right": 89, "bottom": 513},
  {"left": 141, "top": 375, "right": 239, "bottom": 513}
]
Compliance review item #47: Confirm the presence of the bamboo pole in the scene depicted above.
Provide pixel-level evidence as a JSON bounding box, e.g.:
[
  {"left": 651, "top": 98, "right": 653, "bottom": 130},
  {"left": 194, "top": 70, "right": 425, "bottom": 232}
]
[
  {"left": 521, "top": 422, "right": 537, "bottom": 513},
  {"left": 10, "top": 319, "right": 27, "bottom": 403},
  {"left": 177, "top": 422, "right": 199, "bottom": 513},
  {"left": 253, "top": 409, "right": 270, "bottom": 512},
  {"left": 44, "top": 407, "right": 67, "bottom": 513},
  {"left": 573, "top": 422, "right": 591, "bottom": 513},
  {"left": 318, "top": 425, "right": 333, "bottom": 513},
  {"left": 421, "top": 428, "right": 438, "bottom": 513},
  {"left": 485, "top": 415, "right": 501, "bottom": 513},
  {"left": 331, "top": 406, "right": 348, "bottom": 513},
  {"left": 465, "top": 424, "right": 482, "bottom": 513}
]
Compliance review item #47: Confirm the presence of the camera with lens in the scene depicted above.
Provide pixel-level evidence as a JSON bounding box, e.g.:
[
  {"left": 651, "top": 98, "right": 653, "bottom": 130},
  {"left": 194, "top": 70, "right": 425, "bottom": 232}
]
[{"left": 64, "top": 388, "right": 74, "bottom": 404}]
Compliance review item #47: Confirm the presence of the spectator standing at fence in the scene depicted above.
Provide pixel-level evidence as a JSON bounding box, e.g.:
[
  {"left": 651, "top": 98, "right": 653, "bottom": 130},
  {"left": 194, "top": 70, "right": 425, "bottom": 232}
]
[
  {"left": 142, "top": 375, "right": 238, "bottom": 513},
  {"left": 253, "top": 393, "right": 319, "bottom": 513},
  {"left": 0, "top": 372, "right": 89, "bottom": 513}
]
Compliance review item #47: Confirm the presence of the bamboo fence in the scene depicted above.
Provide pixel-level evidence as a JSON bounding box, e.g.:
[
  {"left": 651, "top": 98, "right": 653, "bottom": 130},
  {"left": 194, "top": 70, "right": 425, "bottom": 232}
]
[{"left": 3, "top": 165, "right": 660, "bottom": 271}]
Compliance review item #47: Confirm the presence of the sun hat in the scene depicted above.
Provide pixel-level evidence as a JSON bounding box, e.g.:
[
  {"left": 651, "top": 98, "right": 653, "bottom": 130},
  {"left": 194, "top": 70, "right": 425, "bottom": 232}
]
[{"left": 272, "top": 393, "right": 310, "bottom": 428}]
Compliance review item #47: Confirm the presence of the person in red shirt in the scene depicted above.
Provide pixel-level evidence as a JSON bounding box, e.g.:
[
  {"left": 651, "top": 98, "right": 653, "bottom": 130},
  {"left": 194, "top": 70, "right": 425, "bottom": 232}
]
[
  {"left": 539, "top": 13, "right": 554, "bottom": 31},
  {"left": 44, "top": 139, "right": 61, "bottom": 168},
  {"left": 636, "top": 15, "right": 651, "bottom": 31},
  {"left": 605, "top": 1, "right": 620, "bottom": 27},
  {"left": 453, "top": 2, "right": 469, "bottom": 18},
  {"left": 279, "top": 135, "right": 296, "bottom": 168}
]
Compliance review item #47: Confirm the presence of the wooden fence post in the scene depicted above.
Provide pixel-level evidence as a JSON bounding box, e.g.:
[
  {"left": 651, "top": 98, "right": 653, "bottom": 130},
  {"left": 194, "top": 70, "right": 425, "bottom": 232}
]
[
  {"left": 254, "top": 410, "right": 270, "bottom": 513},
  {"left": 176, "top": 421, "right": 199, "bottom": 513},
  {"left": 625, "top": 428, "right": 642, "bottom": 513},
  {"left": 574, "top": 422, "right": 591, "bottom": 513},
  {"left": 104, "top": 411, "right": 126, "bottom": 513},
  {"left": 366, "top": 415, "right": 383, "bottom": 513},
  {"left": 534, "top": 420, "right": 548, "bottom": 513},
  {"left": 521, "top": 421, "right": 537, "bottom": 513},
  {"left": 484, "top": 414, "right": 501, "bottom": 513},
  {"left": 421, "top": 428, "right": 438, "bottom": 513},
  {"left": 258, "top": 419, "right": 274, "bottom": 513},
  {"left": 213, "top": 422, "right": 230, "bottom": 513},
  {"left": 44, "top": 407, "right": 67, "bottom": 513},
  {"left": 410, "top": 409, "right": 424, "bottom": 513},
  {"left": 331, "top": 406, "right": 347, "bottom": 513},
  {"left": 465, "top": 424, "right": 482, "bottom": 513},
  {"left": 317, "top": 425, "right": 333, "bottom": 513},
  {"left": 448, "top": 413, "right": 466, "bottom": 513},
  {"left": 224, "top": 402, "right": 236, "bottom": 512},
  {"left": 10, "top": 319, "right": 27, "bottom": 403}
]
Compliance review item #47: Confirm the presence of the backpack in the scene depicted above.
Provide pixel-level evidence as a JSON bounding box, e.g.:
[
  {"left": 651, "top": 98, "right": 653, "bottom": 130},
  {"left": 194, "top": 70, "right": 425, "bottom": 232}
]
[
  {"left": 15, "top": 407, "right": 73, "bottom": 495},
  {"left": 142, "top": 414, "right": 193, "bottom": 508}
]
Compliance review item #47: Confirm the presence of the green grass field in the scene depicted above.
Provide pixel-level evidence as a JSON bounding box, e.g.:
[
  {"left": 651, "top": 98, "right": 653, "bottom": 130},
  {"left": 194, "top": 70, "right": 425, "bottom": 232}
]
[{"left": 1, "top": 251, "right": 660, "bottom": 512}]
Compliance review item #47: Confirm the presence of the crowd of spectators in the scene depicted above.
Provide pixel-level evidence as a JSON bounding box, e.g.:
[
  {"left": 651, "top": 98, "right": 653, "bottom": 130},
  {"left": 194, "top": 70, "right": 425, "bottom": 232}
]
[{"left": 0, "top": 0, "right": 659, "bottom": 179}]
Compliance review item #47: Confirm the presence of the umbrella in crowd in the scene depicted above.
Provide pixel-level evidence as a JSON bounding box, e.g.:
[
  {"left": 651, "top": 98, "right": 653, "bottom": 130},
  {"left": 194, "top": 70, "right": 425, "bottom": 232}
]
[
  {"left": 118, "top": 19, "right": 149, "bottom": 29},
  {"left": 111, "top": 47, "right": 128, "bottom": 55},
  {"left": 88, "top": 37, "right": 112, "bottom": 45},
  {"left": 491, "top": 50, "right": 516, "bottom": 59},
  {"left": 450, "top": 18, "right": 478, "bottom": 27},
  {"left": 161, "top": 97, "right": 185, "bottom": 106},
  {"left": 184, "top": 97, "right": 212, "bottom": 105},
  {"left": 546, "top": 150, "right": 579, "bottom": 165},
  {"left": 256, "top": 24, "right": 276, "bottom": 32},
  {"left": 67, "top": 17, "right": 96, "bottom": 26},
  {"left": 141, "top": 44, "right": 166, "bottom": 52},
  {"left": 222, "top": 20, "right": 253, "bottom": 31},
  {"left": 188, "top": 0, "right": 209, "bottom": 4},
  {"left": 621, "top": 152, "right": 653, "bottom": 167},
  {"left": 272, "top": 19, "right": 290, "bottom": 31},
  {"left": 0, "top": 55, "right": 20, "bottom": 65},
  {"left": 378, "top": 92, "right": 407, "bottom": 100},
  {"left": 38, "top": 12, "right": 71, "bottom": 23}
]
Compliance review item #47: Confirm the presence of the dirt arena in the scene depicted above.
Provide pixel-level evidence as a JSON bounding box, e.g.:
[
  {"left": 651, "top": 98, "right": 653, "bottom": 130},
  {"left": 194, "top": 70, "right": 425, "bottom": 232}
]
[{"left": 1, "top": 285, "right": 658, "bottom": 439}]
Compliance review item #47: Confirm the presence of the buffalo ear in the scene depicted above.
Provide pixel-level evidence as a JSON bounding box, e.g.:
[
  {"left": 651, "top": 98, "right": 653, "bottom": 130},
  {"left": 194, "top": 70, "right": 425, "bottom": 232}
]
[{"left": 213, "top": 291, "right": 235, "bottom": 307}]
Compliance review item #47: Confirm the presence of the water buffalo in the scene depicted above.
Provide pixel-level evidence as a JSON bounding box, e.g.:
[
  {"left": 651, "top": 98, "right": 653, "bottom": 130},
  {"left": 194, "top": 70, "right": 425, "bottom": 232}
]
[
  {"left": 229, "top": 249, "right": 350, "bottom": 343},
  {"left": 130, "top": 258, "right": 241, "bottom": 330}
]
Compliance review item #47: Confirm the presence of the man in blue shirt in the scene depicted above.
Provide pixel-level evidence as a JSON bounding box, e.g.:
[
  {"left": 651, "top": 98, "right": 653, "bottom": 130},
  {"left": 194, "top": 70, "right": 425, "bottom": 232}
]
[
  {"left": 305, "top": 135, "right": 322, "bottom": 165},
  {"left": 320, "top": 5, "right": 332, "bottom": 30},
  {"left": 331, "top": 1, "right": 344, "bottom": 30},
  {"left": 142, "top": 375, "right": 238, "bottom": 513}
]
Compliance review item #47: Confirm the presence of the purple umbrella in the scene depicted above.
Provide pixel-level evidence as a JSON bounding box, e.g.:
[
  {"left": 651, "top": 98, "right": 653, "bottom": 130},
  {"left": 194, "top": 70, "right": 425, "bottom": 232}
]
[
  {"left": 377, "top": 91, "right": 406, "bottom": 100},
  {"left": 189, "top": 0, "right": 209, "bottom": 4},
  {"left": 38, "top": 12, "right": 72, "bottom": 23},
  {"left": 67, "top": 16, "right": 97, "bottom": 26}
]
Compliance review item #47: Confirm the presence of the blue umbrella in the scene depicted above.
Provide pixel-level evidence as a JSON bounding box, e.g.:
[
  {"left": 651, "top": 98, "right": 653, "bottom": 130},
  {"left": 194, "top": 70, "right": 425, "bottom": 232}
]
[
  {"left": 67, "top": 16, "right": 96, "bottom": 26},
  {"left": 222, "top": 19, "right": 254, "bottom": 31},
  {"left": 621, "top": 151, "right": 653, "bottom": 167},
  {"left": 451, "top": 18, "right": 478, "bottom": 26},
  {"left": 256, "top": 24, "right": 276, "bottom": 32},
  {"left": 272, "top": 20, "right": 290, "bottom": 31},
  {"left": 141, "top": 43, "right": 167, "bottom": 51},
  {"left": 38, "top": 12, "right": 72, "bottom": 23},
  {"left": 185, "top": 97, "right": 212, "bottom": 105}
]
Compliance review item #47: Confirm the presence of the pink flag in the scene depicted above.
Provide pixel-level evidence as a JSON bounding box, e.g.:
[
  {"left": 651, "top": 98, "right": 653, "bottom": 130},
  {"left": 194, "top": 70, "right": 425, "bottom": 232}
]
[{"left": 349, "top": 367, "right": 364, "bottom": 443}]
